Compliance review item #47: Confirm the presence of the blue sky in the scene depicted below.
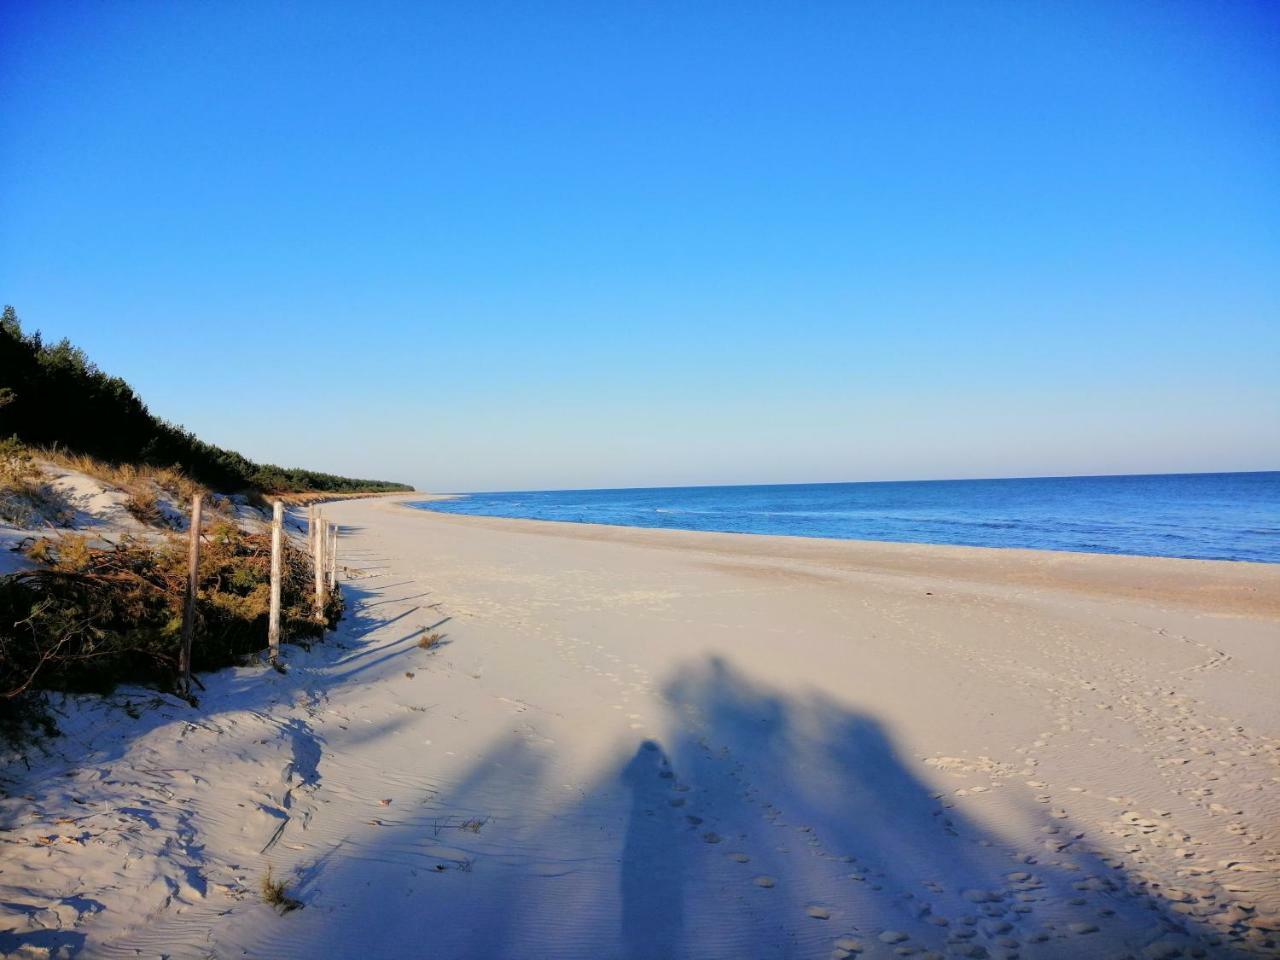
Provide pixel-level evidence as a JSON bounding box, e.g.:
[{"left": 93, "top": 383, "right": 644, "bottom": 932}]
[{"left": 2, "top": 1, "right": 1277, "bottom": 491}]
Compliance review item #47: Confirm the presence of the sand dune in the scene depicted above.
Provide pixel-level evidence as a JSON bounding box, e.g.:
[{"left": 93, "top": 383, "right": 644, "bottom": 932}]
[{"left": 2, "top": 495, "right": 1277, "bottom": 958}]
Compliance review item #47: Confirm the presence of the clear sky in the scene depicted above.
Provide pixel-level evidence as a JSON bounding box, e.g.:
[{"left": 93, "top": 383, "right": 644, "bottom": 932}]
[{"left": 2, "top": 2, "right": 1277, "bottom": 492}]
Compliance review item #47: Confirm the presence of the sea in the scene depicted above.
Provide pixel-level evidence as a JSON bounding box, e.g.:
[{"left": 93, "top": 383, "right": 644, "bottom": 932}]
[{"left": 409, "top": 472, "right": 1280, "bottom": 563}]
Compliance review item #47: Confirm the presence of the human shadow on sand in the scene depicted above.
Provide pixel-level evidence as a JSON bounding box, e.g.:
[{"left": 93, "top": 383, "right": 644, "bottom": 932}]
[{"left": 239, "top": 655, "right": 1256, "bottom": 960}]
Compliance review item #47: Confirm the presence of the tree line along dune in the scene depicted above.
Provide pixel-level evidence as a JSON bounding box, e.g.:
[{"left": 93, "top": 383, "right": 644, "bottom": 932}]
[{"left": 0, "top": 305, "right": 412, "bottom": 495}]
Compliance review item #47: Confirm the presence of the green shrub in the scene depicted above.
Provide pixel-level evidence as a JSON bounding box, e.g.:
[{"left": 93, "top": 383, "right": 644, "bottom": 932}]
[{"left": 0, "top": 524, "right": 341, "bottom": 702}]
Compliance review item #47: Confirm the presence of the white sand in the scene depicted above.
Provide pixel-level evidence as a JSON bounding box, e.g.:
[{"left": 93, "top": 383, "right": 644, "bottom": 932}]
[{"left": 2, "top": 494, "right": 1278, "bottom": 958}]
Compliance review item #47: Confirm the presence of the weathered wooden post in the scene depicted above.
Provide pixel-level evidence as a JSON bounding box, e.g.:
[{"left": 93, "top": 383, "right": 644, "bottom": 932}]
[
  {"left": 313, "top": 509, "right": 327, "bottom": 623},
  {"left": 328, "top": 522, "right": 338, "bottom": 589},
  {"left": 179, "top": 493, "right": 203, "bottom": 695},
  {"left": 268, "top": 500, "right": 283, "bottom": 662}
]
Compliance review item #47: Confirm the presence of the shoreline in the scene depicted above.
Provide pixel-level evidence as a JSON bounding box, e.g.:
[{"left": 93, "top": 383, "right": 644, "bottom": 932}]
[
  {"left": 401, "top": 494, "right": 1279, "bottom": 567},
  {"left": 394, "top": 495, "right": 1280, "bottom": 619}
]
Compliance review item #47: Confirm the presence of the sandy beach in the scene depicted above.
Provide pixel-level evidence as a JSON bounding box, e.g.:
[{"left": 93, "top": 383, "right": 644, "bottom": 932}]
[{"left": 2, "top": 494, "right": 1278, "bottom": 958}]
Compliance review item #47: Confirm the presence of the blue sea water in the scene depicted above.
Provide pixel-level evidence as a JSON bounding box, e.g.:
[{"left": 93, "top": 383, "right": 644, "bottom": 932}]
[{"left": 410, "top": 473, "right": 1280, "bottom": 563}]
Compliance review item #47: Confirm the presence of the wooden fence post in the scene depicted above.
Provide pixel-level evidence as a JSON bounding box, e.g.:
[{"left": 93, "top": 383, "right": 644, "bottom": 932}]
[
  {"left": 268, "top": 500, "right": 283, "bottom": 662},
  {"left": 328, "top": 522, "right": 337, "bottom": 589},
  {"left": 314, "top": 509, "right": 326, "bottom": 623},
  {"left": 179, "top": 493, "right": 203, "bottom": 695}
]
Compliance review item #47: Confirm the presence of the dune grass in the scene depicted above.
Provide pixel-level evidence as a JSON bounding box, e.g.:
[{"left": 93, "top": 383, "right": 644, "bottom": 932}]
[
  {"left": 260, "top": 866, "right": 302, "bottom": 913},
  {"left": 0, "top": 438, "right": 74, "bottom": 528}
]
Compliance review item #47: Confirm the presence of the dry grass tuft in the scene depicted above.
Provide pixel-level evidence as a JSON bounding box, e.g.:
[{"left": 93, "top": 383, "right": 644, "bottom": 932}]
[
  {"left": 418, "top": 631, "right": 443, "bottom": 650},
  {"left": 151, "top": 465, "right": 204, "bottom": 504},
  {"left": 124, "top": 487, "right": 166, "bottom": 527},
  {"left": 0, "top": 439, "right": 74, "bottom": 527},
  {"left": 260, "top": 866, "right": 302, "bottom": 913}
]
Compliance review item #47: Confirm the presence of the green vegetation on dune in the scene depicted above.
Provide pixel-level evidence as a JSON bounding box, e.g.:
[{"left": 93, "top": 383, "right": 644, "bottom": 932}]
[
  {"left": 0, "top": 305, "right": 412, "bottom": 494},
  {"left": 0, "top": 520, "right": 344, "bottom": 735}
]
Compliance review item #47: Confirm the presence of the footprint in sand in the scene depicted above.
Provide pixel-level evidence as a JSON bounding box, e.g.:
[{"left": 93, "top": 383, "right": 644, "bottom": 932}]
[{"left": 754, "top": 875, "right": 776, "bottom": 888}]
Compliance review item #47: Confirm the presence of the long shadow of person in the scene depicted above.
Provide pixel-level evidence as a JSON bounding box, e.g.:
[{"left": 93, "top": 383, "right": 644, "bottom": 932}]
[{"left": 620, "top": 740, "right": 687, "bottom": 960}]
